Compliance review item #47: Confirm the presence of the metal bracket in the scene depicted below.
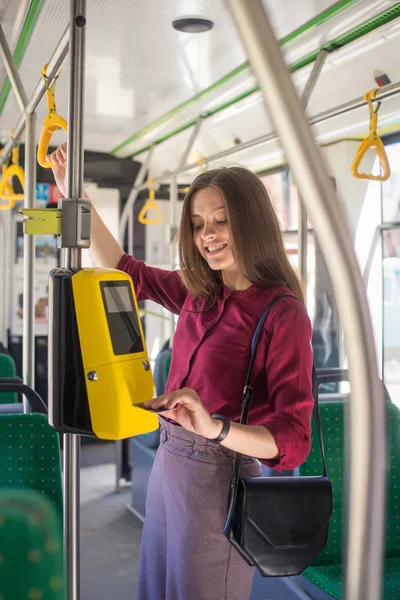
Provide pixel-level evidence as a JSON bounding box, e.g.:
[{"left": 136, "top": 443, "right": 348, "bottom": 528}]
[
  {"left": 19, "top": 200, "right": 91, "bottom": 246},
  {"left": 58, "top": 197, "right": 91, "bottom": 248},
  {"left": 20, "top": 208, "right": 62, "bottom": 235}
]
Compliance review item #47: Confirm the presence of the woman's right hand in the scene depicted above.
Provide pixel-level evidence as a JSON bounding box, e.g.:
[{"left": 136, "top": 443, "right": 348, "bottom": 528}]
[
  {"left": 46, "top": 142, "right": 67, "bottom": 196},
  {"left": 45, "top": 141, "right": 125, "bottom": 268}
]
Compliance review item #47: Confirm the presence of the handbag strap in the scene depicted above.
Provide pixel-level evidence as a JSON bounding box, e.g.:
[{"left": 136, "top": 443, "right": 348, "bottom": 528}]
[{"left": 223, "top": 294, "right": 328, "bottom": 535}]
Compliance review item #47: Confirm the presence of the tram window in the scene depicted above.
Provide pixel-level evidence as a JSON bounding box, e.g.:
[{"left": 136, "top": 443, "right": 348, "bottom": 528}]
[
  {"left": 100, "top": 282, "right": 144, "bottom": 355},
  {"left": 381, "top": 145, "right": 400, "bottom": 408},
  {"left": 260, "top": 167, "right": 340, "bottom": 378},
  {"left": 383, "top": 273, "right": 397, "bottom": 305},
  {"left": 382, "top": 143, "right": 400, "bottom": 222}
]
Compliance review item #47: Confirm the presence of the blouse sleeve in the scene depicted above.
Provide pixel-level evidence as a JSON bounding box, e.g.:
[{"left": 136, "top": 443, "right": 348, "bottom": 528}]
[
  {"left": 117, "top": 253, "right": 187, "bottom": 315},
  {"left": 261, "top": 300, "right": 314, "bottom": 471}
]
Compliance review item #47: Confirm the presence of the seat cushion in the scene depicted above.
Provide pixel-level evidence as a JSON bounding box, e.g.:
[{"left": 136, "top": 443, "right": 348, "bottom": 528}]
[
  {"left": 0, "top": 490, "right": 64, "bottom": 599},
  {"left": 304, "top": 557, "right": 400, "bottom": 600}
]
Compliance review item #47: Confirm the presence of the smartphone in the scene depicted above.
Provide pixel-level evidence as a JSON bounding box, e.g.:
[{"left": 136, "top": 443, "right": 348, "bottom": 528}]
[{"left": 135, "top": 402, "right": 170, "bottom": 414}]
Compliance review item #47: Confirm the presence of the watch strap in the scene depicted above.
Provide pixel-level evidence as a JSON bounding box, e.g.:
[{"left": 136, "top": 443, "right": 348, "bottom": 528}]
[{"left": 209, "top": 414, "right": 231, "bottom": 443}]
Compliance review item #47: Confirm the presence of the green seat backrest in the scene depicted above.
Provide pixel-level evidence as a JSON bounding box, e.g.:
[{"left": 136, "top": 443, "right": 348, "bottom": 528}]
[
  {"left": 0, "top": 354, "right": 18, "bottom": 404},
  {"left": 299, "top": 401, "right": 400, "bottom": 565},
  {"left": 0, "top": 489, "right": 64, "bottom": 600},
  {"left": 0, "top": 414, "right": 63, "bottom": 522},
  {"left": 386, "top": 401, "right": 400, "bottom": 559},
  {"left": 299, "top": 401, "right": 345, "bottom": 565}
]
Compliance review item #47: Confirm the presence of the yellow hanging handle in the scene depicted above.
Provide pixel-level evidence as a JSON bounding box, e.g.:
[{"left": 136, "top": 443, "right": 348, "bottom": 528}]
[
  {"left": 37, "top": 64, "right": 68, "bottom": 168},
  {"left": 181, "top": 157, "right": 208, "bottom": 194},
  {"left": 0, "top": 152, "right": 15, "bottom": 209},
  {"left": 351, "top": 88, "right": 390, "bottom": 182},
  {"left": 0, "top": 167, "right": 16, "bottom": 209},
  {"left": 0, "top": 145, "right": 25, "bottom": 206},
  {"left": 138, "top": 185, "right": 163, "bottom": 225},
  {"left": 0, "top": 196, "right": 16, "bottom": 210},
  {"left": 198, "top": 157, "right": 207, "bottom": 173},
  {"left": 0, "top": 166, "right": 14, "bottom": 199}
]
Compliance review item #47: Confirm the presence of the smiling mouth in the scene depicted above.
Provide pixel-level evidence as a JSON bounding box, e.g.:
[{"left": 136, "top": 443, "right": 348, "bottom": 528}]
[{"left": 205, "top": 244, "right": 227, "bottom": 255}]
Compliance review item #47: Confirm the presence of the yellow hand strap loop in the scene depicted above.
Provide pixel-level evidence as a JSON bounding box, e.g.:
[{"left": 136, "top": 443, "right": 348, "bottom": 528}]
[
  {"left": 0, "top": 141, "right": 25, "bottom": 205},
  {"left": 0, "top": 151, "right": 12, "bottom": 203},
  {"left": 198, "top": 157, "right": 207, "bottom": 173},
  {"left": 37, "top": 63, "right": 68, "bottom": 168},
  {"left": 0, "top": 196, "right": 16, "bottom": 210},
  {"left": 0, "top": 165, "right": 16, "bottom": 209},
  {"left": 180, "top": 159, "right": 208, "bottom": 195},
  {"left": 351, "top": 88, "right": 391, "bottom": 182},
  {"left": 138, "top": 182, "right": 163, "bottom": 225}
]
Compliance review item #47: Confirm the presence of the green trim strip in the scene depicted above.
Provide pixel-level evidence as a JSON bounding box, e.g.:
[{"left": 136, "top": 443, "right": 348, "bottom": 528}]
[
  {"left": 127, "top": 3, "right": 400, "bottom": 158},
  {"left": 111, "top": 0, "right": 356, "bottom": 155},
  {"left": 0, "top": 0, "right": 44, "bottom": 115},
  {"left": 280, "top": 0, "right": 357, "bottom": 45},
  {"left": 290, "top": 3, "right": 400, "bottom": 72}
]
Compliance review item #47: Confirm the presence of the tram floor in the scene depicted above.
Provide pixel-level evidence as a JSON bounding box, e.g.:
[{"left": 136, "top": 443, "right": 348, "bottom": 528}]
[{"left": 80, "top": 441, "right": 141, "bottom": 600}]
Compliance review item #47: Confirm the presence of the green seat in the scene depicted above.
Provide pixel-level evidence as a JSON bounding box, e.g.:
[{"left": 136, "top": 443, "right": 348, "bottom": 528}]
[
  {"left": 0, "top": 355, "right": 18, "bottom": 404},
  {"left": 300, "top": 401, "right": 400, "bottom": 599},
  {"left": 305, "top": 558, "right": 400, "bottom": 599},
  {"left": 0, "top": 489, "right": 64, "bottom": 600},
  {"left": 0, "top": 414, "right": 62, "bottom": 521}
]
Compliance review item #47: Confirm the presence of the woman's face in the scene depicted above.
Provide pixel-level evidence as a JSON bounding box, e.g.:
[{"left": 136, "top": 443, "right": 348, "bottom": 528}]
[{"left": 190, "top": 187, "right": 237, "bottom": 273}]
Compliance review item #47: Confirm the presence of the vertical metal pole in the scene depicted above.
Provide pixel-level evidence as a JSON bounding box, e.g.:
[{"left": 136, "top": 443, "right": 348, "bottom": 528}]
[
  {"left": 128, "top": 212, "right": 134, "bottom": 256},
  {"left": 0, "top": 18, "right": 35, "bottom": 410},
  {"left": 297, "top": 199, "right": 308, "bottom": 298},
  {"left": 0, "top": 215, "right": 6, "bottom": 344},
  {"left": 169, "top": 176, "right": 178, "bottom": 340},
  {"left": 23, "top": 113, "right": 36, "bottom": 412},
  {"left": 298, "top": 50, "right": 328, "bottom": 301},
  {"left": 282, "top": 170, "right": 291, "bottom": 229},
  {"left": 125, "top": 206, "right": 133, "bottom": 493},
  {"left": 119, "top": 145, "right": 156, "bottom": 246},
  {"left": 65, "top": 3, "right": 86, "bottom": 270},
  {"left": 7, "top": 212, "right": 16, "bottom": 345},
  {"left": 115, "top": 439, "right": 122, "bottom": 493},
  {"left": 116, "top": 150, "right": 155, "bottom": 492},
  {"left": 228, "top": 3, "right": 386, "bottom": 600},
  {"left": 3, "top": 212, "right": 10, "bottom": 344},
  {"left": 169, "top": 176, "right": 178, "bottom": 268},
  {"left": 166, "top": 118, "right": 202, "bottom": 338},
  {"left": 63, "top": 2, "right": 86, "bottom": 599}
]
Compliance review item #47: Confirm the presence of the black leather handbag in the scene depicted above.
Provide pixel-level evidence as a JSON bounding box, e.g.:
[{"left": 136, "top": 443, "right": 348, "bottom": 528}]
[{"left": 222, "top": 294, "right": 333, "bottom": 577}]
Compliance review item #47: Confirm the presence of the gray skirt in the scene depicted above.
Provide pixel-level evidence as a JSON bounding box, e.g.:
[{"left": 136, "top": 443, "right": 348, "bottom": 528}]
[{"left": 137, "top": 417, "right": 262, "bottom": 600}]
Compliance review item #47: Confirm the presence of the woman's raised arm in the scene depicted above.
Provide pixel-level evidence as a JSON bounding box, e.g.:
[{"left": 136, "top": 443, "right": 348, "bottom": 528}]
[{"left": 47, "top": 142, "right": 124, "bottom": 268}]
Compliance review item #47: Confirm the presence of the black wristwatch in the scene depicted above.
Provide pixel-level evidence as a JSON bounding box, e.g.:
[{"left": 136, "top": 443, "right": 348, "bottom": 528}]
[{"left": 209, "top": 414, "right": 231, "bottom": 443}]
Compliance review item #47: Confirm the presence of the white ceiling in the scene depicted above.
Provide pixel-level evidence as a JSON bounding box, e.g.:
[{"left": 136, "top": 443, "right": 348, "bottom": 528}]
[
  {"left": 0, "top": 0, "right": 30, "bottom": 52},
  {"left": 0, "top": 0, "right": 399, "bottom": 175}
]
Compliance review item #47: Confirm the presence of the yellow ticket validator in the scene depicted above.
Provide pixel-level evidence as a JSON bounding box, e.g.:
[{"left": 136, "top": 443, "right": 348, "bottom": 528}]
[{"left": 48, "top": 267, "right": 158, "bottom": 439}]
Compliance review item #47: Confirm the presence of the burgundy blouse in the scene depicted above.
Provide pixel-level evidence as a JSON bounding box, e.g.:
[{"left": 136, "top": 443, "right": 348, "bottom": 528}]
[{"left": 117, "top": 254, "right": 314, "bottom": 471}]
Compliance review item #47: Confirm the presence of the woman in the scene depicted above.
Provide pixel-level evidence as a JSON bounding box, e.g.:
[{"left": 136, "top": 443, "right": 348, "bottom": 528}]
[{"left": 49, "top": 144, "right": 314, "bottom": 600}]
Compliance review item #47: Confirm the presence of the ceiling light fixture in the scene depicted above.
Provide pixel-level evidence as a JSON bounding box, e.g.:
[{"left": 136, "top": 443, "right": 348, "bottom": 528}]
[{"left": 172, "top": 18, "right": 214, "bottom": 33}]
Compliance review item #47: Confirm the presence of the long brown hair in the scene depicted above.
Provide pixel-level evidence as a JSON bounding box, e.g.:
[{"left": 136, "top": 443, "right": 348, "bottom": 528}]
[{"left": 178, "top": 166, "right": 304, "bottom": 305}]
